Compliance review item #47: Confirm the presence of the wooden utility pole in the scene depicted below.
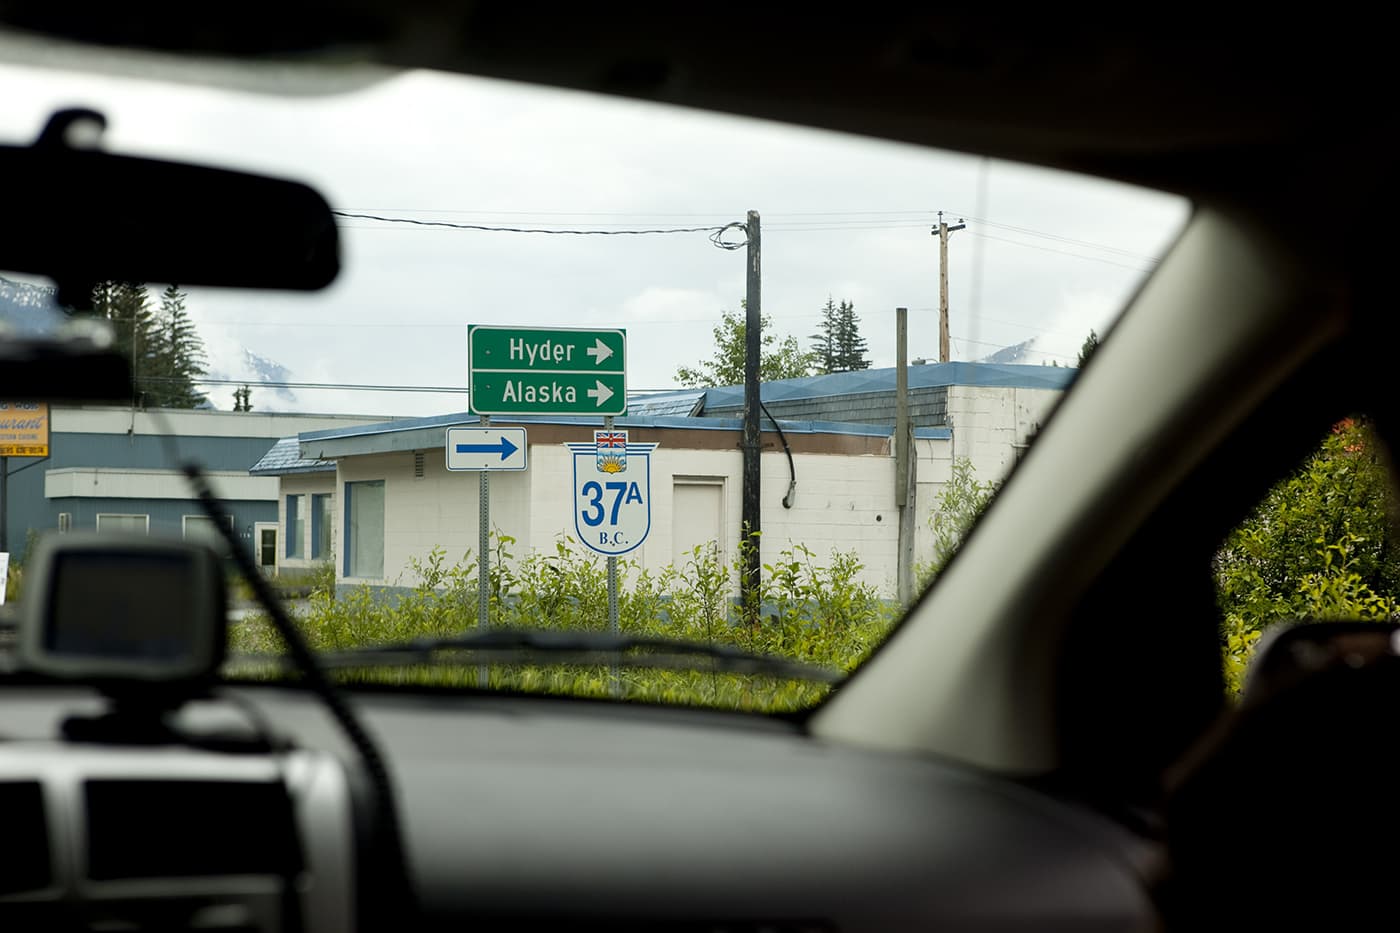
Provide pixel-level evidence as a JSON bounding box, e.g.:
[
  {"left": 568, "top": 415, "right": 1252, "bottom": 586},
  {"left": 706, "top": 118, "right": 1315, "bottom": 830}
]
[
  {"left": 895, "top": 307, "right": 916, "bottom": 605},
  {"left": 741, "top": 210, "right": 762, "bottom": 620},
  {"left": 934, "top": 211, "right": 967, "bottom": 362}
]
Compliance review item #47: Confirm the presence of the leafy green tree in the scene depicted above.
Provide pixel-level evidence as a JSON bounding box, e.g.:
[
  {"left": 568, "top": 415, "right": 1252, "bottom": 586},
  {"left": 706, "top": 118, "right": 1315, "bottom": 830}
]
[
  {"left": 146, "top": 285, "right": 208, "bottom": 408},
  {"left": 233, "top": 385, "right": 255, "bottom": 412},
  {"left": 1216, "top": 417, "right": 1400, "bottom": 691},
  {"left": 1077, "top": 328, "right": 1100, "bottom": 368},
  {"left": 916, "top": 456, "right": 999, "bottom": 587},
  {"left": 675, "top": 305, "right": 814, "bottom": 388}
]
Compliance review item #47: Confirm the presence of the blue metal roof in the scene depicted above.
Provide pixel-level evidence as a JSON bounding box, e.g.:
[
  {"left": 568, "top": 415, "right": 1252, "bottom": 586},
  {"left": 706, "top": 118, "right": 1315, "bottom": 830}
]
[
  {"left": 627, "top": 390, "right": 705, "bottom": 418},
  {"left": 300, "top": 411, "right": 911, "bottom": 445},
  {"left": 643, "top": 361, "right": 1076, "bottom": 414},
  {"left": 297, "top": 361, "right": 1061, "bottom": 453},
  {"left": 300, "top": 412, "right": 923, "bottom": 461},
  {"left": 249, "top": 437, "right": 337, "bottom": 475}
]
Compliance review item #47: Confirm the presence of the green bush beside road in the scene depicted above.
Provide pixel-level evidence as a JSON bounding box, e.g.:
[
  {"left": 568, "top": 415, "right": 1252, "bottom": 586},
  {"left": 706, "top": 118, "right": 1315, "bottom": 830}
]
[{"left": 229, "top": 536, "right": 897, "bottom": 713}]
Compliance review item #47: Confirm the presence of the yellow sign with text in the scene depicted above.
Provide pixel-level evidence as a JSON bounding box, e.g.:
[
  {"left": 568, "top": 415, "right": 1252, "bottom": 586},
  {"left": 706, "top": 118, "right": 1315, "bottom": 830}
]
[{"left": 0, "top": 402, "right": 49, "bottom": 457}]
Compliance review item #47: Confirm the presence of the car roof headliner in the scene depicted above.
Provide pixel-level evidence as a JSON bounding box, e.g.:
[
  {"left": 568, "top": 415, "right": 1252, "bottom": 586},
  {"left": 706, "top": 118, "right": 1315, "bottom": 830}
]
[{"left": 0, "top": 8, "right": 1387, "bottom": 207}]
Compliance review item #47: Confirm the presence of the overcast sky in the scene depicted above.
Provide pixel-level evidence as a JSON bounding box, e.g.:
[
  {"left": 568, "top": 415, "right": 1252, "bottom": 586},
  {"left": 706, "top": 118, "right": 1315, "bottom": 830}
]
[{"left": 0, "top": 59, "right": 1188, "bottom": 417}]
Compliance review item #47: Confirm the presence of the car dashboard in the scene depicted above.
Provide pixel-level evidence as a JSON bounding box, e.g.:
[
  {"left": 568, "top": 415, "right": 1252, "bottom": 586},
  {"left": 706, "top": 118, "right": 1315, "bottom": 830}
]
[
  {"left": 0, "top": 682, "right": 1162, "bottom": 932},
  {"left": 0, "top": 688, "right": 358, "bottom": 932}
]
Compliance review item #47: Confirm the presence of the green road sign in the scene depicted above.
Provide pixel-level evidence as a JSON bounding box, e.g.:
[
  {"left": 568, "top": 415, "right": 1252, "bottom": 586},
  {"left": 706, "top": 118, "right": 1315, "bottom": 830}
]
[{"left": 468, "top": 325, "right": 626, "bottom": 416}]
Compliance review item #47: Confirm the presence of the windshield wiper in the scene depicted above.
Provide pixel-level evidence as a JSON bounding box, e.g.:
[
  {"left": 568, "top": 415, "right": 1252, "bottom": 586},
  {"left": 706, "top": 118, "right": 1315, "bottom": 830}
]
[{"left": 248, "top": 629, "right": 844, "bottom": 685}]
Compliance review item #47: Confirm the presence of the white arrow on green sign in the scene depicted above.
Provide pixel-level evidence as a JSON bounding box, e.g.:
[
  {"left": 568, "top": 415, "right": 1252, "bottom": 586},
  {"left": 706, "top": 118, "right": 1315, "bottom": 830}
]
[{"left": 468, "top": 325, "right": 626, "bottom": 416}]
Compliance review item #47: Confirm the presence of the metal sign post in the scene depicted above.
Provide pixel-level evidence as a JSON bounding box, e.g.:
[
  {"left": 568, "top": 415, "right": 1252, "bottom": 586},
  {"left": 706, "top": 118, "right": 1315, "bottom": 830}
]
[
  {"left": 604, "top": 416, "right": 620, "bottom": 697},
  {"left": 446, "top": 420, "right": 530, "bottom": 689},
  {"left": 603, "top": 414, "right": 620, "bottom": 639},
  {"left": 478, "top": 414, "right": 490, "bottom": 688}
]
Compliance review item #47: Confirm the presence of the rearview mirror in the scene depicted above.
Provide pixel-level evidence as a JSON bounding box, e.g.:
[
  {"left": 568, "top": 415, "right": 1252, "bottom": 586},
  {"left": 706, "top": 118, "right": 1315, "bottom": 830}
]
[
  {"left": 0, "top": 109, "right": 339, "bottom": 294},
  {"left": 0, "top": 316, "right": 133, "bottom": 401},
  {"left": 0, "top": 109, "right": 340, "bottom": 401}
]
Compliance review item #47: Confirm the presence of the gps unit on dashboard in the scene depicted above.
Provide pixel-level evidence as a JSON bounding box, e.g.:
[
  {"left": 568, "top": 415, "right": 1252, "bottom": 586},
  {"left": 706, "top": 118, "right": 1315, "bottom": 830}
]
[{"left": 18, "top": 532, "right": 227, "bottom": 691}]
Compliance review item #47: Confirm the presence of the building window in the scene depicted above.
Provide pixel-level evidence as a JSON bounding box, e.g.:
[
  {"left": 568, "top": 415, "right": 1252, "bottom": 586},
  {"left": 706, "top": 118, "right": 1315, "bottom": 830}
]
[
  {"left": 57, "top": 512, "right": 71, "bottom": 533},
  {"left": 183, "top": 514, "right": 233, "bottom": 550},
  {"left": 344, "top": 480, "right": 385, "bottom": 579},
  {"left": 312, "top": 493, "right": 333, "bottom": 559},
  {"left": 95, "top": 514, "right": 149, "bottom": 535},
  {"left": 286, "top": 495, "right": 304, "bottom": 559}
]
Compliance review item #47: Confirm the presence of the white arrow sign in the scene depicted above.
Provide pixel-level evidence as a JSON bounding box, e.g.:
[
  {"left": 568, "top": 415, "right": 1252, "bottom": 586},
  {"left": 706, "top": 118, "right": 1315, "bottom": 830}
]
[
  {"left": 587, "top": 380, "right": 614, "bottom": 407},
  {"left": 586, "top": 338, "right": 614, "bottom": 366},
  {"left": 445, "top": 427, "right": 529, "bottom": 471}
]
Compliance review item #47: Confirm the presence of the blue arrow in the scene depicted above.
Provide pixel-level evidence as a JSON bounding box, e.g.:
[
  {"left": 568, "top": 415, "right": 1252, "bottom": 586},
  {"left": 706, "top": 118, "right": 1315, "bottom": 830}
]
[{"left": 455, "top": 436, "right": 519, "bottom": 461}]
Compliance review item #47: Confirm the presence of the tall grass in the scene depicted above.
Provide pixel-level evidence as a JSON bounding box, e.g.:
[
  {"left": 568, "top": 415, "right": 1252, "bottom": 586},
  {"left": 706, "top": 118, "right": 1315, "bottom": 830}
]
[{"left": 228, "top": 534, "right": 898, "bottom": 713}]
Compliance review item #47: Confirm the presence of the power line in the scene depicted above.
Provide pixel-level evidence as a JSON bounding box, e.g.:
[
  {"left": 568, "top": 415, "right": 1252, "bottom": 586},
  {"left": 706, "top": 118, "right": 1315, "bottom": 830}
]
[
  {"left": 337, "top": 207, "right": 935, "bottom": 218},
  {"left": 966, "top": 232, "right": 1155, "bottom": 272},
  {"left": 337, "top": 208, "right": 739, "bottom": 218},
  {"left": 763, "top": 223, "right": 932, "bottom": 232},
  {"left": 159, "top": 376, "right": 696, "bottom": 396},
  {"left": 334, "top": 207, "right": 1165, "bottom": 261},
  {"left": 335, "top": 211, "right": 723, "bottom": 237},
  {"left": 908, "top": 309, "right": 1106, "bottom": 344},
  {"left": 338, "top": 220, "right": 735, "bottom": 229},
  {"left": 336, "top": 210, "right": 1160, "bottom": 269},
  {"left": 950, "top": 212, "right": 1163, "bottom": 262},
  {"left": 337, "top": 214, "right": 935, "bottom": 232},
  {"left": 769, "top": 210, "right": 940, "bottom": 217},
  {"left": 950, "top": 335, "right": 1077, "bottom": 361},
  {"left": 200, "top": 306, "right": 1095, "bottom": 354},
  {"left": 187, "top": 377, "right": 465, "bottom": 394},
  {"left": 335, "top": 211, "right": 749, "bottom": 251},
  {"left": 201, "top": 306, "right": 1091, "bottom": 333},
  {"left": 765, "top": 219, "right": 932, "bottom": 228},
  {"left": 338, "top": 220, "right": 933, "bottom": 234},
  {"left": 199, "top": 311, "right": 822, "bottom": 329}
]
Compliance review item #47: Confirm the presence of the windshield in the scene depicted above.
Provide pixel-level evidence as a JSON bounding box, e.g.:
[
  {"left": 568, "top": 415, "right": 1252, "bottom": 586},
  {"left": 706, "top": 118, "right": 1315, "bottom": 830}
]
[{"left": 0, "top": 56, "right": 1187, "bottom": 712}]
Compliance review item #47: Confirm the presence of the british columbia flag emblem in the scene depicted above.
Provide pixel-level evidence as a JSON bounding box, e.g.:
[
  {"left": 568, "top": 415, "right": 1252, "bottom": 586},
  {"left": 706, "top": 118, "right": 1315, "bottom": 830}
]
[{"left": 595, "top": 429, "right": 628, "bottom": 472}]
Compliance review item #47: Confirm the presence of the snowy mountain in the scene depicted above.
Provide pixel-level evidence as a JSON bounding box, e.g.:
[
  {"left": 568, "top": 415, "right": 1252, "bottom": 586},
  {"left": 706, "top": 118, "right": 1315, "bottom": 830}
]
[
  {"left": 0, "top": 275, "right": 63, "bottom": 335},
  {"left": 205, "top": 347, "right": 299, "bottom": 410},
  {"left": 978, "top": 336, "right": 1075, "bottom": 368},
  {"left": 980, "top": 337, "right": 1039, "bottom": 365}
]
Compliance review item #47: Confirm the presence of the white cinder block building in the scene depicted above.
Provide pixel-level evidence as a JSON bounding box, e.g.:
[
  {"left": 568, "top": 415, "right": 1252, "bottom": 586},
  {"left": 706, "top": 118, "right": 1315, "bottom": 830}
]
[{"left": 251, "top": 363, "right": 1073, "bottom": 597}]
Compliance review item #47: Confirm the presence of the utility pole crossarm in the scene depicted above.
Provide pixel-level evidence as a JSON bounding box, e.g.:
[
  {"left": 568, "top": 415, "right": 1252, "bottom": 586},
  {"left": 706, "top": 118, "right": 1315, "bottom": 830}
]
[{"left": 934, "top": 211, "right": 967, "bottom": 364}]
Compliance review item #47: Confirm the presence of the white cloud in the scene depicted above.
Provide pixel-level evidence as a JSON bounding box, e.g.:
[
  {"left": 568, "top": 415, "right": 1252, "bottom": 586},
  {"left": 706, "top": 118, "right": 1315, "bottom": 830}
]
[{"left": 620, "top": 287, "right": 724, "bottom": 323}]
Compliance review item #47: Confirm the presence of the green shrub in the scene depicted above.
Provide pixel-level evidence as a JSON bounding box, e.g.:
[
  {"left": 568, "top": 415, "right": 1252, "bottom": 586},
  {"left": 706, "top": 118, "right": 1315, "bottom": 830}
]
[
  {"left": 4, "top": 563, "right": 20, "bottom": 604},
  {"left": 228, "top": 534, "right": 897, "bottom": 713},
  {"left": 1216, "top": 418, "right": 1400, "bottom": 694},
  {"left": 915, "top": 457, "right": 998, "bottom": 591}
]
